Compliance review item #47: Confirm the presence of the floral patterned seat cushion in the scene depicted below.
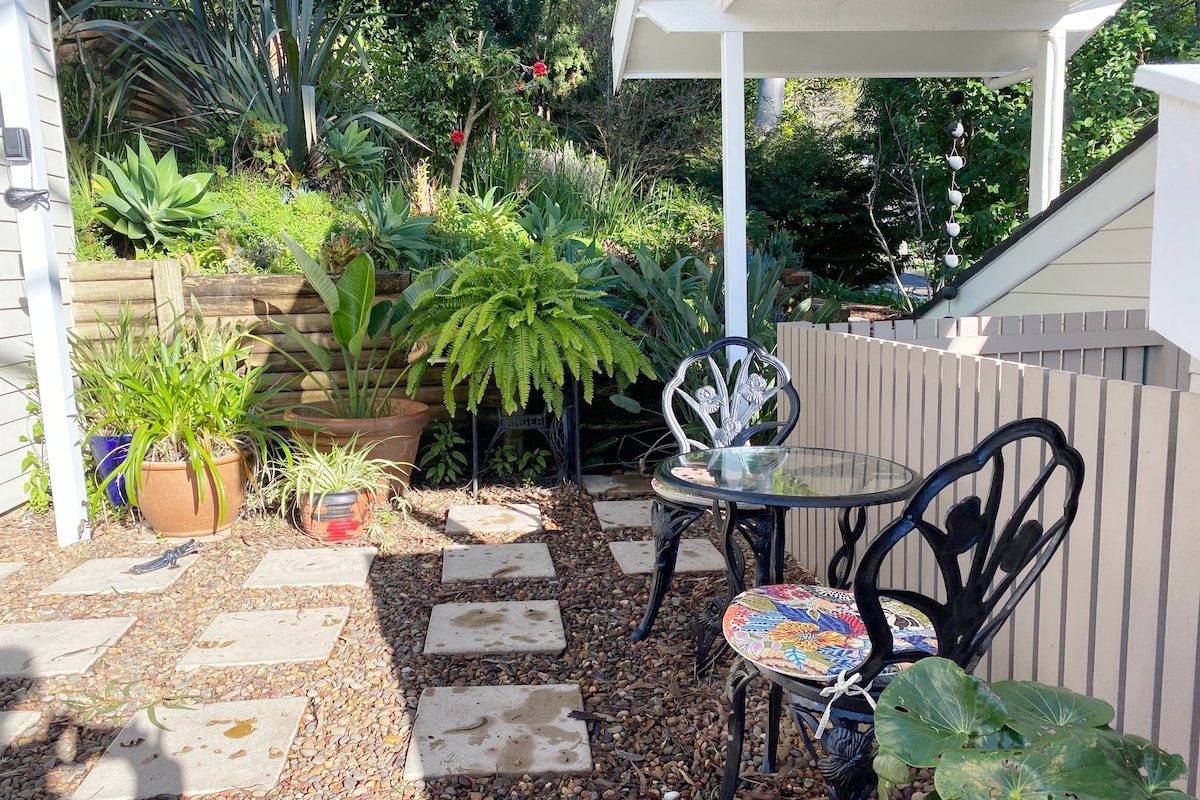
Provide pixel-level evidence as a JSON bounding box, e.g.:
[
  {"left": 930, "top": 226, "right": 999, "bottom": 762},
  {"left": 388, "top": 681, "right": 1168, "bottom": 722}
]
[{"left": 722, "top": 584, "right": 938, "bottom": 682}]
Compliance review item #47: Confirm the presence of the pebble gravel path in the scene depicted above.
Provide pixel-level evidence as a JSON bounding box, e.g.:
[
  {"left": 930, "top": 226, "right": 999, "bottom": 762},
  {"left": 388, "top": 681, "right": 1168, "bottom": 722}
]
[{"left": 0, "top": 483, "right": 885, "bottom": 800}]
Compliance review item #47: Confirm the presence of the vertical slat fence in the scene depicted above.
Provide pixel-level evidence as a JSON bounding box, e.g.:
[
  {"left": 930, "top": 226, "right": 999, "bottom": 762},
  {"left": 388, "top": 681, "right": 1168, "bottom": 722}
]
[{"left": 777, "top": 322, "right": 1200, "bottom": 792}]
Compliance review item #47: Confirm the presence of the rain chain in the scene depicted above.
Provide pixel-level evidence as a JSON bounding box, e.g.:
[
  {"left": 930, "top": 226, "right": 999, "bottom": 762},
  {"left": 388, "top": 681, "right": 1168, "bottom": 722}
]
[{"left": 943, "top": 116, "right": 965, "bottom": 278}]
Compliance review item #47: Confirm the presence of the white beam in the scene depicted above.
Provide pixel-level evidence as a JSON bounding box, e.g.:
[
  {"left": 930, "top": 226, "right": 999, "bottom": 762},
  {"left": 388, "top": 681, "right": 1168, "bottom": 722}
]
[
  {"left": 1029, "top": 28, "right": 1066, "bottom": 214},
  {"left": 0, "top": 0, "right": 90, "bottom": 546},
  {"left": 721, "top": 31, "right": 748, "bottom": 340}
]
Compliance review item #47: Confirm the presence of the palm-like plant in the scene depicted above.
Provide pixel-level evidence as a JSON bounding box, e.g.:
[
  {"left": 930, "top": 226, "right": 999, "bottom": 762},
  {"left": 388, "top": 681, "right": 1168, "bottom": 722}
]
[
  {"left": 63, "top": 0, "right": 421, "bottom": 173},
  {"left": 406, "top": 197, "right": 653, "bottom": 417}
]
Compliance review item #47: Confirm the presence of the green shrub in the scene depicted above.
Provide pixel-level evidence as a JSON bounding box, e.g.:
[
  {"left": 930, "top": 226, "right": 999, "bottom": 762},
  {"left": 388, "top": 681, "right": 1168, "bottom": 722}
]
[{"left": 196, "top": 174, "right": 362, "bottom": 273}]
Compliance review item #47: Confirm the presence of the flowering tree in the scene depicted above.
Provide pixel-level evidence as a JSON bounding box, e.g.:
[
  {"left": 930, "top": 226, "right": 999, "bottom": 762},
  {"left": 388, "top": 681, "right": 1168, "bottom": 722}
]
[{"left": 435, "top": 30, "right": 550, "bottom": 195}]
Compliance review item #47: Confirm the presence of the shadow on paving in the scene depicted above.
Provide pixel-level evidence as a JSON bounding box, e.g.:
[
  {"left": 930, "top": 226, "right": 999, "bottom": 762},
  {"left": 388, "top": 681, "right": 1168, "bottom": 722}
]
[
  {"left": 367, "top": 482, "right": 824, "bottom": 800},
  {"left": 0, "top": 646, "right": 182, "bottom": 800}
]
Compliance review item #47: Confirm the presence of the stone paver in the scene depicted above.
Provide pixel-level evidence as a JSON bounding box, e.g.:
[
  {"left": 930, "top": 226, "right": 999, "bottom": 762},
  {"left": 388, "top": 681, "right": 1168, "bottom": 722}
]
[
  {"left": 404, "top": 684, "right": 590, "bottom": 780},
  {"left": 40, "top": 557, "right": 196, "bottom": 595},
  {"left": 0, "top": 617, "right": 136, "bottom": 678},
  {"left": 445, "top": 503, "right": 541, "bottom": 536},
  {"left": 243, "top": 548, "right": 376, "bottom": 588},
  {"left": 0, "top": 711, "right": 41, "bottom": 748},
  {"left": 593, "top": 500, "right": 653, "bottom": 530},
  {"left": 70, "top": 696, "right": 308, "bottom": 800},
  {"left": 441, "top": 543, "right": 556, "bottom": 583},
  {"left": 0, "top": 562, "right": 25, "bottom": 584},
  {"left": 424, "top": 600, "right": 565, "bottom": 656},
  {"left": 582, "top": 473, "right": 653, "bottom": 497},
  {"left": 177, "top": 607, "right": 349, "bottom": 669},
  {"left": 608, "top": 539, "right": 726, "bottom": 575}
]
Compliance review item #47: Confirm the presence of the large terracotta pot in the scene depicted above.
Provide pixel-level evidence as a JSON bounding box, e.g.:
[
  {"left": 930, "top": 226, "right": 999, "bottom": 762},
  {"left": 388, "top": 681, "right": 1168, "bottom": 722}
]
[
  {"left": 297, "top": 490, "right": 373, "bottom": 543},
  {"left": 136, "top": 451, "right": 247, "bottom": 538},
  {"left": 283, "top": 399, "right": 430, "bottom": 498}
]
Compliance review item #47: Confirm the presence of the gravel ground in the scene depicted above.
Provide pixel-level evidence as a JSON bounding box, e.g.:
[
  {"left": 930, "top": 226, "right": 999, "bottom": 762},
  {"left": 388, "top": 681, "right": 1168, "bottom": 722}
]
[{"left": 0, "top": 483, "right": 845, "bottom": 800}]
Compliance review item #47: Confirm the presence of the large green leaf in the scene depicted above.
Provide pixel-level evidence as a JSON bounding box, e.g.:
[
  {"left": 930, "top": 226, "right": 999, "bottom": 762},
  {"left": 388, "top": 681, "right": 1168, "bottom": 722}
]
[
  {"left": 1106, "top": 730, "right": 1195, "bottom": 800},
  {"left": 875, "top": 657, "right": 1009, "bottom": 766},
  {"left": 331, "top": 255, "right": 375, "bottom": 359},
  {"left": 934, "top": 731, "right": 1122, "bottom": 800},
  {"left": 992, "top": 680, "right": 1114, "bottom": 739}
]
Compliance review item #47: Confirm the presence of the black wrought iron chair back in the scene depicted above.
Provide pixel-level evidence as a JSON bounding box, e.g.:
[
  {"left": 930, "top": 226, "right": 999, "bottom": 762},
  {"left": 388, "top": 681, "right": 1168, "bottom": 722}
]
[
  {"left": 631, "top": 336, "right": 800, "bottom": 644},
  {"left": 719, "top": 418, "right": 1085, "bottom": 800}
]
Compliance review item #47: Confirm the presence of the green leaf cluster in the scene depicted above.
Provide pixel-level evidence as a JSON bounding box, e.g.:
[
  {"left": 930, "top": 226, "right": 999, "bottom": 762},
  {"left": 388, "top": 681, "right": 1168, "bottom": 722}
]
[
  {"left": 91, "top": 135, "right": 230, "bottom": 249},
  {"left": 406, "top": 195, "right": 653, "bottom": 416},
  {"left": 355, "top": 185, "right": 438, "bottom": 270},
  {"left": 271, "top": 235, "right": 452, "bottom": 418},
  {"left": 277, "top": 436, "right": 393, "bottom": 499},
  {"left": 417, "top": 420, "right": 468, "bottom": 486},
  {"left": 875, "top": 657, "right": 1196, "bottom": 800},
  {"left": 70, "top": 304, "right": 289, "bottom": 517}
]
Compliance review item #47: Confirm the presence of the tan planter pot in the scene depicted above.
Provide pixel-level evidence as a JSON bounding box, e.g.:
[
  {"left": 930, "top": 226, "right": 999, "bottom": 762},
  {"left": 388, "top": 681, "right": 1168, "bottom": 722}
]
[
  {"left": 136, "top": 451, "right": 247, "bottom": 538},
  {"left": 284, "top": 399, "right": 430, "bottom": 498}
]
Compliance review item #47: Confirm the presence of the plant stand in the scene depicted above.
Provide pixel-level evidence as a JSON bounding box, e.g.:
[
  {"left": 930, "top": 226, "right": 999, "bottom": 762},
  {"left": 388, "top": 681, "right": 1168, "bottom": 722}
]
[{"left": 471, "top": 380, "right": 582, "bottom": 497}]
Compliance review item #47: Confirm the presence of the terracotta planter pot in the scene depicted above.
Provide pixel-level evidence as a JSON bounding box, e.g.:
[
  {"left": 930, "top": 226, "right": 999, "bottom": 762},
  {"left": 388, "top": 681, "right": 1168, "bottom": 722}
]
[
  {"left": 136, "top": 451, "right": 246, "bottom": 538},
  {"left": 296, "top": 490, "right": 373, "bottom": 543},
  {"left": 284, "top": 399, "right": 430, "bottom": 498}
]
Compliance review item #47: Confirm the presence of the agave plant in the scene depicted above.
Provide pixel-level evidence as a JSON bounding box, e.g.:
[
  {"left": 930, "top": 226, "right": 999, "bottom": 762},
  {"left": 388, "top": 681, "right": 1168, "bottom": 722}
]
[
  {"left": 355, "top": 185, "right": 437, "bottom": 270},
  {"left": 91, "top": 135, "right": 229, "bottom": 248}
]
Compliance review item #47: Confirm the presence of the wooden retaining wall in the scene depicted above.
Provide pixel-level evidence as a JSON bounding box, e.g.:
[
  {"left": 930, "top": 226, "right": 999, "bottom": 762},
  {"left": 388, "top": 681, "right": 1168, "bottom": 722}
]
[{"left": 67, "top": 260, "right": 453, "bottom": 417}]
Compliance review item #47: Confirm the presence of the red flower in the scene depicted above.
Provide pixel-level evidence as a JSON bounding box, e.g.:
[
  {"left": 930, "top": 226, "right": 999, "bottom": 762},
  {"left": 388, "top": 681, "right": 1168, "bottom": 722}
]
[
  {"left": 450, "top": 129, "right": 465, "bottom": 146},
  {"left": 532, "top": 61, "right": 547, "bottom": 77}
]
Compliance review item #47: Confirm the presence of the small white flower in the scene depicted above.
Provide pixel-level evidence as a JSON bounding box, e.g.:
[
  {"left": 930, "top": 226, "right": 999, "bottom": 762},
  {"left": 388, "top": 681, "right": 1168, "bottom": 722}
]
[
  {"left": 738, "top": 373, "right": 768, "bottom": 405},
  {"left": 714, "top": 419, "right": 744, "bottom": 447},
  {"left": 694, "top": 385, "right": 721, "bottom": 414}
]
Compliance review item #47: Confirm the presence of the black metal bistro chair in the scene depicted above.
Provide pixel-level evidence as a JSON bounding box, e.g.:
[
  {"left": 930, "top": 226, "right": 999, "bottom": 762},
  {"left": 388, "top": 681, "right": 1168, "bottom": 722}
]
[
  {"left": 719, "top": 418, "right": 1085, "bottom": 800},
  {"left": 631, "top": 336, "right": 800, "bottom": 645}
]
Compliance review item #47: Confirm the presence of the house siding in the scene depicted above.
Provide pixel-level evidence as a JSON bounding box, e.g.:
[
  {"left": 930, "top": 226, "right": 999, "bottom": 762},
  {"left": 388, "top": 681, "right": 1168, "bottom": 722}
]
[
  {"left": 981, "top": 196, "right": 1154, "bottom": 316},
  {"left": 0, "top": 0, "right": 76, "bottom": 514}
]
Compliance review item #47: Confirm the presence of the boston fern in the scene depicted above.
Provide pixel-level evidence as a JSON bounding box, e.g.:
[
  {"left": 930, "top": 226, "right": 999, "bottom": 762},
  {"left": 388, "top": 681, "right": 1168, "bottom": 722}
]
[{"left": 406, "top": 212, "right": 652, "bottom": 417}]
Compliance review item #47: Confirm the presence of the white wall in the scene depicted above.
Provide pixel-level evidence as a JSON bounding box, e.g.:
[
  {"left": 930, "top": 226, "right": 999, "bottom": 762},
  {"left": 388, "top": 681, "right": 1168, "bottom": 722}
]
[
  {"left": 0, "top": 0, "right": 76, "bottom": 513},
  {"left": 981, "top": 196, "right": 1154, "bottom": 316}
]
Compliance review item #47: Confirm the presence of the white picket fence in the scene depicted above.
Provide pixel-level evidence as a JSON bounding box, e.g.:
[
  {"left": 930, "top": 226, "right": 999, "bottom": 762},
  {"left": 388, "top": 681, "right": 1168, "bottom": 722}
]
[{"left": 777, "top": 317, "right": 1200, "bottom": 791}]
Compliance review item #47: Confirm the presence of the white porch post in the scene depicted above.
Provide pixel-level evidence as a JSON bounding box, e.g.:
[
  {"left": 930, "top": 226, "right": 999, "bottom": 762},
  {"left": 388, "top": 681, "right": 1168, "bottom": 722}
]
[
  {"left": 1, "top": 0, "right": 90, "bottom": 545},
  {"left": 1029, "top": 28, "right": 1066, "bottom": 215},
  {"left": 720, "top": 31, "right": 748, "bottom": 339}
]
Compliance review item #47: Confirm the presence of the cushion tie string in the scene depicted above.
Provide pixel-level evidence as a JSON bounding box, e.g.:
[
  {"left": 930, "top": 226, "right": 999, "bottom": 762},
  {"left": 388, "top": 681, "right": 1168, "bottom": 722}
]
[{"left": 814, "top": 670, "right": 876, "bottom": 740}]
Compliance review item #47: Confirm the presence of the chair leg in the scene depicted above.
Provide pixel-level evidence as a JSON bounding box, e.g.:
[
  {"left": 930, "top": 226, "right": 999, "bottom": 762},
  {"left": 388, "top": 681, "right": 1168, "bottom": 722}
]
[
  {"left": 632, "top": 501, "right": 704, "bottom": 643},
  {"left": 818, "top": 722, "right": 877, "bottom": 800},
  {"left": 721, "top": 657, "right": 756, "bottom": 800},
  {"left": 764, "top": 681, "right": 782, "bottom": 774}
]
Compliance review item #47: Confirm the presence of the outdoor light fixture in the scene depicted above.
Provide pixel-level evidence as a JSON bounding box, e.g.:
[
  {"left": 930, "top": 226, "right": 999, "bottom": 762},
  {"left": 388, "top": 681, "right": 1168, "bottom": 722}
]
[{"left": 0, "top": 96, "right": 48, "bottom": 211}]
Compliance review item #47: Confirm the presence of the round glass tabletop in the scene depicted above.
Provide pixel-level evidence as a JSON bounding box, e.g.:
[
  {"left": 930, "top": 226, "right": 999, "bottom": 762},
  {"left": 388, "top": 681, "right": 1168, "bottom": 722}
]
[{"left": 655, "top": 446, "right": 920, "bottom": 508}]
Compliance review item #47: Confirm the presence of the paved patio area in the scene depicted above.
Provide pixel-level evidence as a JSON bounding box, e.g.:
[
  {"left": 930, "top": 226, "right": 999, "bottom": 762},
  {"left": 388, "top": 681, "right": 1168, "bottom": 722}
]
[{"left": 0, "top": 481, "right": 820, "bottom": 800}]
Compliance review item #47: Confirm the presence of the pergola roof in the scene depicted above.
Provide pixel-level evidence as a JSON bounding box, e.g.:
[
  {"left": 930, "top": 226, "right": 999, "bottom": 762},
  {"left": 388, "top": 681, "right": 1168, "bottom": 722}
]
[{"left": 613, "top": 0, "right": 1125, "bottom": 88}]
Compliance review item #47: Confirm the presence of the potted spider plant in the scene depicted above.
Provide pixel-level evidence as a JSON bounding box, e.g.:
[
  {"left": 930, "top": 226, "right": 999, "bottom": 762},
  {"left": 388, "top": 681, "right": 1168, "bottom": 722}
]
[
  {"left": 278, "top": 436, "right": 394, "bottom": 542},
  {"left": 78, "top": 305, "right": 288, "bottom": 537},
  {"left": 271, "top": 234, "right": 450, "bottom": 498}
]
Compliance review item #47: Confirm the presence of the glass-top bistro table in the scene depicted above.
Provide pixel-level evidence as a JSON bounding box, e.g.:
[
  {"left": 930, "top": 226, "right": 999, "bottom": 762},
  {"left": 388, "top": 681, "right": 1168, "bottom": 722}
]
[{"left": 654, "top": 445, "right": 920, "bottom": 673}]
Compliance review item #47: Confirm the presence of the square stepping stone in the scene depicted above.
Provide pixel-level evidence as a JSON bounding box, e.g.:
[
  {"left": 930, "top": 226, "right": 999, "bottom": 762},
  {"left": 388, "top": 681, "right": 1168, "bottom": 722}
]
[
  {"left": 583, "top": 473, "right": 652, "bottom": 497},
  {"left": 442, "top": 543, "right": 556, "bottom": 583},
  {"left": 0, "top": 711, "right": 41, "bottom": 748},
  {"left": 445, "top": 503, "right": 541, "bottom": 536},
  {"left": 177, "top": 607, "right": 348, "bottom": 669},
  {"left": 424, "top": 600, "right": 565, "bottom": 656},
  {"left": 243, "top": 548, "right": 376, "bottom": 588},
  {"left": 404, "top": 684, "right": 590, "bottom": 780},
  {"left": 69, "top": 696, "right": 307, "bottom": 800},
  {"left": 608, "top": 539, "right": 726, "bottom": 575},
  {"left": 593, "top": 500, "right": 653, "bottom": 530},
  {"left": 41, "top": 557, "right": 196, "bottom": 595},
  {"left": 0, "top": 617, "right": 136, "bottom": 678},
  {"left": 0, "top": 562, "right": 25, "bottom": 583}
]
